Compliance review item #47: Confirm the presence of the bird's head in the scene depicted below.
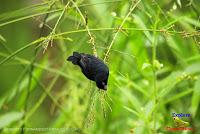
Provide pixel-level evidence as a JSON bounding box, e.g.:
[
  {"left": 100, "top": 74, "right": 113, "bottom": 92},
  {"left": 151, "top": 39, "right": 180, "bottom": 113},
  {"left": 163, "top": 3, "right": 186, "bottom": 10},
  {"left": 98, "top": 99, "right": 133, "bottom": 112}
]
[
  {"left": 95, "top": 72, "right": 109, "bottom": 90},
  {"left": 96, "top": 81, "right": 107, "bottom": 90},
  {"left": 96, "top": 80, "right": 107, "bottom": 90}
]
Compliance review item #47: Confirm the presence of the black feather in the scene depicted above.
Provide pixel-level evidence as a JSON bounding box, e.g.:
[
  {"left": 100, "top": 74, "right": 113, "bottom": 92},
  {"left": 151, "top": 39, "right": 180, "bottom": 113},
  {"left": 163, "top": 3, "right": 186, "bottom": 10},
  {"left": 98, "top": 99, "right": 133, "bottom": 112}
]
[
  {"left": 67, "top": 56, "right": 78, "bottom": 65},
  {"left": 67, "top": 52, "right": 109, "bottom": 90}
]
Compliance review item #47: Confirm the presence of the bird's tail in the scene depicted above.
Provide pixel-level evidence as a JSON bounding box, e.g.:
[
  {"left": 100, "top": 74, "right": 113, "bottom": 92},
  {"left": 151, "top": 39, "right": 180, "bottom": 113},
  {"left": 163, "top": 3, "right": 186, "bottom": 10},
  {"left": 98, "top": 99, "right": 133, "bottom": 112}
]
[{"left": 67, "top": 52, "right": 81, "bottom": 65}]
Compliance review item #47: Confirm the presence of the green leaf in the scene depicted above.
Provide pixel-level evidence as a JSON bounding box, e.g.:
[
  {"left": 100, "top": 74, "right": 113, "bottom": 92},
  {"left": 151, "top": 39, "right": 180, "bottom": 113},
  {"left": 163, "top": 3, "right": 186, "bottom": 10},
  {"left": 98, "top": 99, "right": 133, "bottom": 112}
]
[
  {"left": 142, "top": 62, "right": 151, "bottom": 70},
  {"left": 0, "top": 34, "right": 6, "bottom": 43},
  {"left": 191, "top": 77, "right": 200, "bottom": 117},
  {"left": 123, "top": 106, "right": 140, "bottom": 118},
  {"left": 0, "top": 97, "right": 6, "bottom": 109},
  {"left": 0, "top": 112, "right": 24, "bottom": 129}
]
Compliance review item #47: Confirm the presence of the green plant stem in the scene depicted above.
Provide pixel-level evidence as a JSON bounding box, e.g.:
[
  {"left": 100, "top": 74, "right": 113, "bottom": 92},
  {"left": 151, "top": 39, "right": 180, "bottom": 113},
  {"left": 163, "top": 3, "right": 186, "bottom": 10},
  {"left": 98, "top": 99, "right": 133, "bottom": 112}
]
[
  {"left": 0, "top": 27, "right": 197, "bottom": 66},
  {"left": 70, "top": 0, "right": 98, "bottom": 56},
  {"left": 43, "top": 1, "right": 70, "bottom": 52},
  {"left": 152, "top": 9, "right": 160, "bottom": 133},
  {"left": 20, "top": 2, "right": 56, "bottom": 133},
  {"left": 103, "top": 0, "right": 141, "bottom": 62},
  {"left": 0, "top": 0, "right": 122, "bottom": 27}
]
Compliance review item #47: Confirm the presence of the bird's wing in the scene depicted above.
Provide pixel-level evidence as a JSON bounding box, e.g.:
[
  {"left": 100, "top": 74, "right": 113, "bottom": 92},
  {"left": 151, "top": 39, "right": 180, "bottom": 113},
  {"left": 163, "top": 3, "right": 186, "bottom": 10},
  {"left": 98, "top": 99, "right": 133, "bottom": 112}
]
[{"left": 79, "top": 54, "right": 89, "bottom": 70}]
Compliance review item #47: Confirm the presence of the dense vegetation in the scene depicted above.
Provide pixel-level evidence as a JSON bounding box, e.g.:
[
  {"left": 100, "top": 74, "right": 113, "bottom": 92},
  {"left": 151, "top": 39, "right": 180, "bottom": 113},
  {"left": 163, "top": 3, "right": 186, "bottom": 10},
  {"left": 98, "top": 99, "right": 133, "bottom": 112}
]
[{"left": 0, "top": 0, "right": 200, "bottom": 133}]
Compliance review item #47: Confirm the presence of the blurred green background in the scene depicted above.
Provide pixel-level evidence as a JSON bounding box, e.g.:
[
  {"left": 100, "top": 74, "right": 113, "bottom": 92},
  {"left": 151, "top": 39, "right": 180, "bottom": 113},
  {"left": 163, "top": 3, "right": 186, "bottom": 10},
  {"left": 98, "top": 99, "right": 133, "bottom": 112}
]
[{"left": 0, "top": 0, "right": 200, "bottom": 133}]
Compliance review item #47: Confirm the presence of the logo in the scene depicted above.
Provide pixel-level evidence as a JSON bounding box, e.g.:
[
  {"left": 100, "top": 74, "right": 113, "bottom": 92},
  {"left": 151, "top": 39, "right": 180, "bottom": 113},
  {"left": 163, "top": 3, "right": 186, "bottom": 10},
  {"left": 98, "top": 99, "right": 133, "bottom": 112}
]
[{"left": 165, "top": 112, "right": 194, "bottom": 131}]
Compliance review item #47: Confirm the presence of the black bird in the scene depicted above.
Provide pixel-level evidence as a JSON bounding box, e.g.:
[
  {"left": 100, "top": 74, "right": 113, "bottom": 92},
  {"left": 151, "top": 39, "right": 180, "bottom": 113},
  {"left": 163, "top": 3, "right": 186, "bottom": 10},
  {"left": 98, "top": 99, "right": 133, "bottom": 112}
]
[{"left": 67, "top": 52, "right": 109, "bottom": 90}]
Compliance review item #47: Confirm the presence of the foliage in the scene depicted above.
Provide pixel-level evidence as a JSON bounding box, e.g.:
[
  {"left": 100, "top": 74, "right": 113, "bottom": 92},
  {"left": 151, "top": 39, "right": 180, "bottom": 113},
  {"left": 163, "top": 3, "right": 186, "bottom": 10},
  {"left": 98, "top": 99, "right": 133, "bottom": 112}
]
[{"left": 0, "top": 0, "right": 200, "bottom": 133}]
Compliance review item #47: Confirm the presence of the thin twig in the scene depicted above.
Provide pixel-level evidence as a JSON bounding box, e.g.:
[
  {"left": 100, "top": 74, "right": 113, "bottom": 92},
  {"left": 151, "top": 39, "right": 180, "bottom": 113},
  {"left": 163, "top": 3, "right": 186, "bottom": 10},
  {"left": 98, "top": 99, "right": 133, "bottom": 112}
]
[
  {"left": 20, "top": 2, "right": 56, "bottom": 133},
  {"left": 42, "top": 1, "right": 70, "bottom": 53},
  {"left": 0, "top": 0, "right": 122, "bottom": 27},
  {"left": 1, "top": 28, "right": 199, "bottom": 65},
  {"left": 70, "top": 0, "right": 97, "bottom": 57},
  {"left": 103, "top": 0, "right": 141, "bottom": 62},
  {"left": 151, "top": 8, "right": 160, "bottom": 134}
]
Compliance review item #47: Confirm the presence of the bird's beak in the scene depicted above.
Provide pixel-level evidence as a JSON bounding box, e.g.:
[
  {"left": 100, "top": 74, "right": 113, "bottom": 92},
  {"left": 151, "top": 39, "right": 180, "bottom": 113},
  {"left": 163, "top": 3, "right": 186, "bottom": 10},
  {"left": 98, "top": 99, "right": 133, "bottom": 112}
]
[{"left": 104, "top": 85, "right": 107, "bottom": 90}]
